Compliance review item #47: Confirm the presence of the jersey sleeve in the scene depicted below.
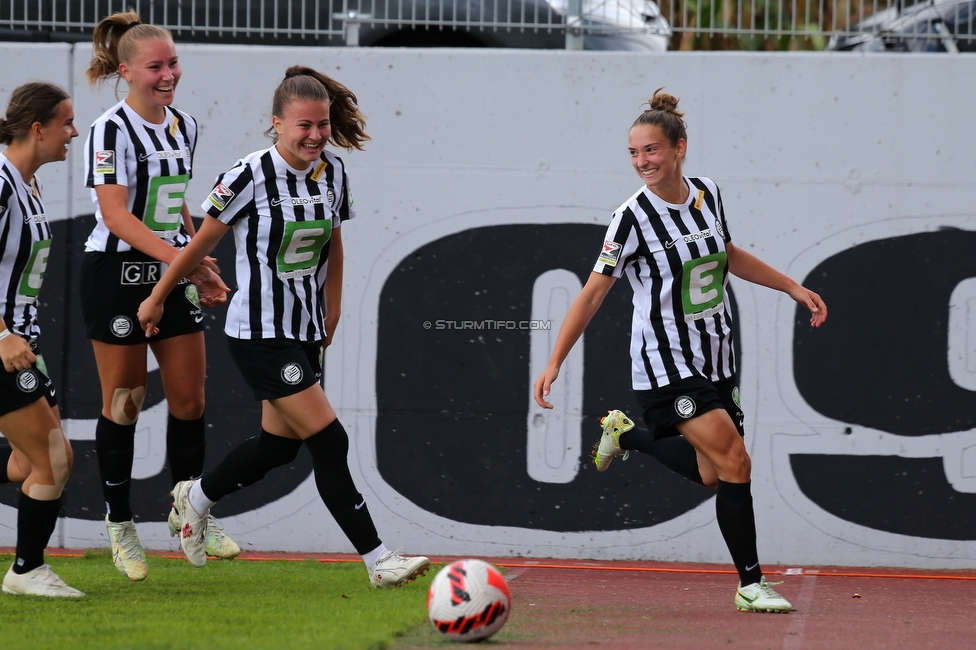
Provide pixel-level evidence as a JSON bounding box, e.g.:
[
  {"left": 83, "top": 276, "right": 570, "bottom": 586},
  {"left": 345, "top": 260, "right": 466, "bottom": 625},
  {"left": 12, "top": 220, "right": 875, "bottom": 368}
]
[
  {"left": 714, "top": 183, "right": 732, "bottom": 243},
  {"left": 0, "top": 174, "right": 17, "bottom": 304},
  {"left": 180, "top": 111, "right": 198, "bottom": 180},
  {"left": 85, "top": 119, "right": 129, "bottom": 188},
  {"left": 339, "top": 171, "right": 355, "bottom": 223},
  {"left": 593, "top": 208, "right": 641, "bottom": 278},
  {"left": 202, "top": 161, "right": 255, "bottom": 226}
]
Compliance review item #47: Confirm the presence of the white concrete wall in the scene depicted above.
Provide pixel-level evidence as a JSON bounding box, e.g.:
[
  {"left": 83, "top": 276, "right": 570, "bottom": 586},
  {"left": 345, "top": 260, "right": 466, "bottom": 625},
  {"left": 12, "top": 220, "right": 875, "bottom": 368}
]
[{"left": 1, "top": 44, "right": 974, "bottom": 568}]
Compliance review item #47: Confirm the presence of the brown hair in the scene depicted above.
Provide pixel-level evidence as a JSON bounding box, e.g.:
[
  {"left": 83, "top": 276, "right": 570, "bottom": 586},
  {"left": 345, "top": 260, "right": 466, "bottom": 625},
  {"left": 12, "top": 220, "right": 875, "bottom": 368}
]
[
  {"left": 632, "top": 87, "right": 687, "bottom": 147},
  {"left": 264, "top": 65, "right": 370, "bottom": 151},
  {"left": 84, "top": 10, "right": 174, "bottom": 87},
  {"left": 0, "top": 82, "right": 70, "bottom": 146}
]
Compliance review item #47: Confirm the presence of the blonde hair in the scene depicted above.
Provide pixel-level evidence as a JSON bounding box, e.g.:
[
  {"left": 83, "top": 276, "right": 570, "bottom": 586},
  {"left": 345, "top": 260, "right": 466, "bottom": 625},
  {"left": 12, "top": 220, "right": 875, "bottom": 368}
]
[
  {"left": 632, "top": 87, "right": 687, "bottom": 147},
  {"left": 84, "top": 10, "right": 174, "bottom": 87},
  {"left": 264, "top": 65, "right": 370, "bottom": 151}
]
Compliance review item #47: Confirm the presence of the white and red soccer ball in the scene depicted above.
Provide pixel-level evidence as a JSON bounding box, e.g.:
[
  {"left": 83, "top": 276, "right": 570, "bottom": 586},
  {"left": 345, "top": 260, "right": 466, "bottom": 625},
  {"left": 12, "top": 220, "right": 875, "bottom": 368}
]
[{"left": 427, "top": 559, "right": 511, "bottom": 642}]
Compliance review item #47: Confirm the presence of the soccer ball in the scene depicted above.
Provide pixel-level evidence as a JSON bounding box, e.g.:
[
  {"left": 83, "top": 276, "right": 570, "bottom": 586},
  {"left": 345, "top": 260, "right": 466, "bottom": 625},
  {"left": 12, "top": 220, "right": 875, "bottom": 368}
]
[{"left": 427, "top": 559, "right": 511, "bottom": 642}]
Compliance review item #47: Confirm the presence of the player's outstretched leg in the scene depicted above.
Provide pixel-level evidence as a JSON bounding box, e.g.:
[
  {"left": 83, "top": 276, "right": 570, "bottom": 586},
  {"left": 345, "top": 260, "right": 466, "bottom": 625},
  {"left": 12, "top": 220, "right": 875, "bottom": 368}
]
[{"left": 591, "top": 410, "right": 635, "bottom": 471}]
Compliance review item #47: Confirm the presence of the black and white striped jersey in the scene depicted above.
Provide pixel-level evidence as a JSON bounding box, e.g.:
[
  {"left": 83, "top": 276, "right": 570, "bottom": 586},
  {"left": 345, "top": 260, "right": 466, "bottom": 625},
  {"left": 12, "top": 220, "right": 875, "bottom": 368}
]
[
  {"left": 202, "top": 145, "right": 354, "bottom": 342},
  {"left": 0, "top": 154, "right": 52, "bottom": 340},
  {"left": 593, "top": 176, "right": 736, "bottom": 390},
  {"left": 84, "top": 99, "right": 196, "bottom": 253}
]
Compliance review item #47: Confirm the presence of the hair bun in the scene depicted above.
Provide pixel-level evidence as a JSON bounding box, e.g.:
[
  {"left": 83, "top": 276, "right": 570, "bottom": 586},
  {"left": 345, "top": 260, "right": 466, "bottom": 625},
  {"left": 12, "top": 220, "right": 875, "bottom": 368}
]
[{"left": 648, "top": 87, "right": 683, "bottom": 118}]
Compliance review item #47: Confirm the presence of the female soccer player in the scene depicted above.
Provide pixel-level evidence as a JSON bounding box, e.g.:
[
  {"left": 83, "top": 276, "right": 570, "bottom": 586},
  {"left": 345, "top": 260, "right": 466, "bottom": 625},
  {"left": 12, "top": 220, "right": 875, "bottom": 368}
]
[
  {"left": 137, "top": 66, "right": 430, "bottom": 588},
  {"left": 0, "top": 82, "right": 83, "bottom": 597},
  {"left": 533, "top": 89, "right": 827, "bottom": 613},
  {"left": 82, "top": 11, "right": 238, "bottom": 582}
]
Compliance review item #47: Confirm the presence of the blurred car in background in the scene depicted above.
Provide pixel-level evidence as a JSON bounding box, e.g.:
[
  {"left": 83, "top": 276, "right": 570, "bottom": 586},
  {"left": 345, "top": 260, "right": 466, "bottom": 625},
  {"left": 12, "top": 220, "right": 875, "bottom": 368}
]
[{"left": 828, "top": 0, "right": 974, "bottom": 52}]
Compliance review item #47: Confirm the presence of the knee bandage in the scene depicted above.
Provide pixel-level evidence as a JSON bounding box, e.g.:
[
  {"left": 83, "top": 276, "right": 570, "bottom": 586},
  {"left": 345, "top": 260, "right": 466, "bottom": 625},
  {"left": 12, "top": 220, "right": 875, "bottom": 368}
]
[
  {"left": 27, "top": 428, "right": 70, "bottom": 500},
  {"left": 110, "top": 386, "right": 146, "bottom": 425}
]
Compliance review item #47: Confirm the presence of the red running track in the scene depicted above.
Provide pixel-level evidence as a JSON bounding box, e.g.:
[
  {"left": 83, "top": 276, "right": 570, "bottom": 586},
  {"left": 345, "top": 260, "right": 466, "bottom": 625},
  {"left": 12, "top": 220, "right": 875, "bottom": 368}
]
[{"left": 24, "top": 550, "right": 976, "bottom": 648}]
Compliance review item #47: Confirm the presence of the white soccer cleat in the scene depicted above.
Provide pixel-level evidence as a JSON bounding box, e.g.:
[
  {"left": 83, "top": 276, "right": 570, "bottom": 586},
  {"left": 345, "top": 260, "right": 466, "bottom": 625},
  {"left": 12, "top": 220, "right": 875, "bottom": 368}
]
[
  {"left": 735, "top": 577, "right": 793, "bottom": 613},
  {"left": 105, "top": 515, "right": 148, "bottom": 581},
  {"left": 172, "top": 480, "right": 208, "bottom": 567},
  {"left": 369, "top": 549, "right": 431, "bottom": 588},
  {"left": 591, "top": 409, "right": 635, "bottom": 472},
  {"left": 2, "top": 563, "right": 84, "bottom": 597},
  {"left": 168, "top": 508, "right": 241, "bottom": 560}
]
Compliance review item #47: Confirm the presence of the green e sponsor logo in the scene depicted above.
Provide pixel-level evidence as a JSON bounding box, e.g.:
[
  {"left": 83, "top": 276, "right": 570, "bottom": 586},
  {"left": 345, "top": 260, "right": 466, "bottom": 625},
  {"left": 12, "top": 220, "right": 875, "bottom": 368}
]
[
  {"left": 276, "top": 221, "right": 333, "bottom": 280},
  {"left": 681, "top": 251, "right": 726, "bottom": 320},
  {"left": 144, "top": 174, "right": 188, "bottom": 234},
  {"left": 18, "top": 239, "right": 51, "bottom": 298}
]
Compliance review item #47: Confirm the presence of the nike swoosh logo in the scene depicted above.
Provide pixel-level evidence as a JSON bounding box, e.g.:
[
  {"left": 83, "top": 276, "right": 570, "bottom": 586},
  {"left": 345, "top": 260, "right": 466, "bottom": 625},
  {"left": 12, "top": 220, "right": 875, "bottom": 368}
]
[
  {"left": 745, "top": 562, "right": 759, "bottom": 572},
  {"left": 105, "top": 479, "right": 129, "bottom": 487},
  {"left": 664, "top": 238, "right": 679, "bottom": 249},
  {"left": 138, "top": 153, "right": 153, "bottom": 162},
  {"left": 354, "top": 500, "right": 366, "bottom": 510},
  {"left": 270, "top": 197, "right": 287, "bottom": 207}
]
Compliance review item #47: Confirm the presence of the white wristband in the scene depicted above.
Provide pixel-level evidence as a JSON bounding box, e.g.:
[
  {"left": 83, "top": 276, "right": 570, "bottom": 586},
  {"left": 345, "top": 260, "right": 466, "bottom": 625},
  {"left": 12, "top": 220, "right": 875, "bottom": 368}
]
[{"left": 0, "top": 329, "right": 11, "bottom": 341}]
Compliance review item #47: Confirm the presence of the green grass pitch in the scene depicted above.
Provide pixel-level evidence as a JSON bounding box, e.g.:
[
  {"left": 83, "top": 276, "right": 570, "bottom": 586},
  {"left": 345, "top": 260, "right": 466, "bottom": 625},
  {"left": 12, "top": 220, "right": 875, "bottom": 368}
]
[{"left": 0, "top": 551, "right": 435, "bottom": 650}]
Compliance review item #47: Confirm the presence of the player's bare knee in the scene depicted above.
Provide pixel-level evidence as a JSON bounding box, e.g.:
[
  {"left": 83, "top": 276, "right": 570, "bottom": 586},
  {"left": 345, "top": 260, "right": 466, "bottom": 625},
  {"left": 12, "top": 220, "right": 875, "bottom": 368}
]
[{"left": 109, "top": 386, "right": 146, "bottom": 425}]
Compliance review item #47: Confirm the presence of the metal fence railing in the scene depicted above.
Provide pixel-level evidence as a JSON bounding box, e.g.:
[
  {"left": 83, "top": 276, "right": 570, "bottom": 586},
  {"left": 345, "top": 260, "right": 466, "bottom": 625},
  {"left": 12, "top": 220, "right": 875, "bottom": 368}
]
[{"left": 0, "top": 0, "right": 972, "bottom": 50}]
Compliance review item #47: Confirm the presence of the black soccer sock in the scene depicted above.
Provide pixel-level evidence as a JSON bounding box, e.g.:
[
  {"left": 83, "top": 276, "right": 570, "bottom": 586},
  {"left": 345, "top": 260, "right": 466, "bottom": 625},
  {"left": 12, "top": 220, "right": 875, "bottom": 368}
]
[
  {"left": 715, "top": 480, "right": 763, "bottom": 586},
  {"left": 13, "top": 492, "right": 61, "bottom": 574},
  {"left": 95, "top": 414, "right": 135, "bottom": 523},
  {"left": 199, "top": 430, "right": 303, "bottom": 502},
  {"left": 166, "top": 412, "right": 206, "bottom": 485},
  {"left": 304, "top": 420, "right": 381, "bottom": 555},
  {"left": 0, "top": 443, "right": 12, "bottom": 483},
  {"left": 619, "top": 427, "right": 705, "bottom": 485}
]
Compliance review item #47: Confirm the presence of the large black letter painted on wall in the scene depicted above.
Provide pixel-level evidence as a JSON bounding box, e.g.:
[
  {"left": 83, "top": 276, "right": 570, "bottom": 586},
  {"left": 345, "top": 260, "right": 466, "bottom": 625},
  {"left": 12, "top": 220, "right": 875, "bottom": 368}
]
[
  {"left": 791, "top": 229, "right": 976, "bottom": 540},
  {"left": 375, "top": 224, "right": 717, "bottom": 532}
]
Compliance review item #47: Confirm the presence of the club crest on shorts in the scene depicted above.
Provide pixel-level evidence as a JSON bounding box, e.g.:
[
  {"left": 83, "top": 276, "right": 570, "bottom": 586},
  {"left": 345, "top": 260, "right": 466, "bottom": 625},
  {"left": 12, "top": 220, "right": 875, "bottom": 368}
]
[
  {"left": 674, "top": 395, "right": 697, "bottom": 419},
  {"left": 110, "top": 315, "right": 133, "bottom": 338},
  {"left": 731, "top": 386, "right": 741, "bottom": 409},
  {"left": 281, "top": 362, "right": 303, "bottom": 385},
  {"left": 16, "top": 369, "right": 38, "bottom": 393},
  {"left": 185, "top": 284, "right": 201, "bottom": 308}
]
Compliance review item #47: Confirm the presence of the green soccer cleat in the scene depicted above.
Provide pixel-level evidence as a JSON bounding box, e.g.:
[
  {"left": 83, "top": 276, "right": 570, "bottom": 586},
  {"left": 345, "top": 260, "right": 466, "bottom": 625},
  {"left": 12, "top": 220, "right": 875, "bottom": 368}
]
[
  {"left": 591, "top": 409, "right": 635, "bottom": 472},
  {"left": 735, "top": 577, "right": 793, "bottom": 613},
  {"left": 105, "top": 515, "right": 148, "bottom": 581}
]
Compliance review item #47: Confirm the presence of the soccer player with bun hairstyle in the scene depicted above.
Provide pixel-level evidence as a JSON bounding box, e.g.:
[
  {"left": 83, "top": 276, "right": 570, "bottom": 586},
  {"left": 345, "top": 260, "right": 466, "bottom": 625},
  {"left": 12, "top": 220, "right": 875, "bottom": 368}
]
[
  {"left": 534, "top": 88, "right": 827, "bottom": 613},
  {"left": 138, "top": 66, "right": 430, "bottom": 588},
  {"left": 82, "top": 10, "right": 238, "bottom": 583},
  {"left": 0, "top": 82, "right": 82, "bottom": 597}
]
